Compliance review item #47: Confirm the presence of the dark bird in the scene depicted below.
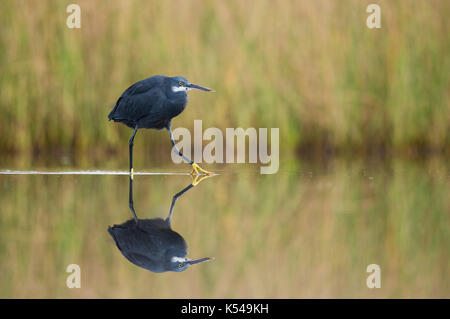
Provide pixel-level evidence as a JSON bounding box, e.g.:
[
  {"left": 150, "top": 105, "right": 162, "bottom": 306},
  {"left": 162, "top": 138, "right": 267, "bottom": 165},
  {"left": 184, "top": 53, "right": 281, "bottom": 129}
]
[
  {"left": 108, "top": 177, "right": 213, "bottom": 273},
  {"left": 108, "top": 75, "right": 214, "bottom": 178}
]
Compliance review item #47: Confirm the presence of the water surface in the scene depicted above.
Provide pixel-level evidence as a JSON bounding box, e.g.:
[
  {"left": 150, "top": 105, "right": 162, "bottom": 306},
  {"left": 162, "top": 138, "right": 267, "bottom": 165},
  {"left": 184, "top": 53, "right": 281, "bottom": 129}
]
[{"left": 0, "top": 158, "right": 449, "bottom": 298}]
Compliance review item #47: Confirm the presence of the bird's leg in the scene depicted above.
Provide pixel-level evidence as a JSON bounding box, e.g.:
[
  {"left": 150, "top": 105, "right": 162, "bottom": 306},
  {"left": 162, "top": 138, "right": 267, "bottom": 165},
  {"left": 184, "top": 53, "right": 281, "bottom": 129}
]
[
  {"left": 167, "top": 122, "right": 214, "bottom": 176},
  {"left": 166, "top": 183, "right": 194, "bottom": 228},
  {"left": 129, "top": 175, "right": 138, "bottom": 223},
  {"left": 129, "top": 126, "right": 138, "bottom": 180},
  {"left": 167, "top": 123, "right": 194, "bottom": 164}
]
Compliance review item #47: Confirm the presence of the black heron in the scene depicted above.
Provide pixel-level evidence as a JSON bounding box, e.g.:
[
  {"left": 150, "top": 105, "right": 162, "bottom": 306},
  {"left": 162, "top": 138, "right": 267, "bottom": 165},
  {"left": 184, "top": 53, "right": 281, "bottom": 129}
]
[
  {"left": 108, "top": 75, "right": 214, "bottom": 178},
  {"left": 108, "top": 176, "right": 213, "bottom": 273}
]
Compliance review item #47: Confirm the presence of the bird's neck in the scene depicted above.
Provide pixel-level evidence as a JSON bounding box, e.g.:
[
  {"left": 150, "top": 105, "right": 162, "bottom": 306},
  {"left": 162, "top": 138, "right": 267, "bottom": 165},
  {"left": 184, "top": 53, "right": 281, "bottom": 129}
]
[{"left": 170, "top": 92, "right": 188, "bottom": 111}]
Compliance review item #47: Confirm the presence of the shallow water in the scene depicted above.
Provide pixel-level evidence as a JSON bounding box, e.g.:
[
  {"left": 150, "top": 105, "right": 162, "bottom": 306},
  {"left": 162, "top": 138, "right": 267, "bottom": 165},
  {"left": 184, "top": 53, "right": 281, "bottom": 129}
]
[{"left": 0, "top": 158, "right": 449, "bottom": 298}]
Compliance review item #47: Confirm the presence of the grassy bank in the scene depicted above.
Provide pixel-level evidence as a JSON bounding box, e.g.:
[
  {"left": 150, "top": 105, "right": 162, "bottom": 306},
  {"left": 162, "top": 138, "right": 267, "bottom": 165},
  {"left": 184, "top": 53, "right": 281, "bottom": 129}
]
[{"left": 0, "top": 0, "right": 449, "bottom": 158}]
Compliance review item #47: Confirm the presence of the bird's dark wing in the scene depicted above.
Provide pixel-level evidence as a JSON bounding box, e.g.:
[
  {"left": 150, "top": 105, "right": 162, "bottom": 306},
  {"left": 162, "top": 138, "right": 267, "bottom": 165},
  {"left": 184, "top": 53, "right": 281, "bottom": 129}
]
[
  {"left": 108, "top": 77, "right": 167, "bottom": 125},
  {"left": 108, "top": 219, "right": 166, "bottom": 255}
]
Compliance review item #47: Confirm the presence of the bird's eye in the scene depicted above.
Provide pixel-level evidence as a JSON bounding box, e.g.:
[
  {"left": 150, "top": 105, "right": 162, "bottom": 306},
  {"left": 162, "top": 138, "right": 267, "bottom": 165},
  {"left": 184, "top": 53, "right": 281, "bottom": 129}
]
[
  {"left": 178, "top": 263, "right": 183, "bottom": 268},
  {"left": 178, "top": 81, "right": 184, "bottom": 86}
]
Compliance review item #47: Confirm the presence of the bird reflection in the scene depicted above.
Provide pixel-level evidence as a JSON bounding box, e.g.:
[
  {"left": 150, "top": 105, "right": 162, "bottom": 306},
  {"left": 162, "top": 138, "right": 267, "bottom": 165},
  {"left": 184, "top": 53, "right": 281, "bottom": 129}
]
[{"left": 108, "top": 175, "right": 213, "bottom": 273}]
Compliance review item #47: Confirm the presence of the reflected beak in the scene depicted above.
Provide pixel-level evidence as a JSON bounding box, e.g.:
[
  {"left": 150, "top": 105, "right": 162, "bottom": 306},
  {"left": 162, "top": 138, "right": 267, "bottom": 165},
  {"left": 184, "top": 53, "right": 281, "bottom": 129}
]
[
  {"left": 187, "top": 257, "right": 215, "bottom": 265},
  {"left": 187, "top": 83, "right": 215, "bottom": 92}
]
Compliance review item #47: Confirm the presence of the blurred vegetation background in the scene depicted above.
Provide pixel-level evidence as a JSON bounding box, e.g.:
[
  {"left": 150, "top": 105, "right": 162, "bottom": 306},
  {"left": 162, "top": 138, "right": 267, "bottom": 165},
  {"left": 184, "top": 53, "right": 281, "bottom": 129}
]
[{"left": 0, "top": 0, "right": 449, "bottom": 162}]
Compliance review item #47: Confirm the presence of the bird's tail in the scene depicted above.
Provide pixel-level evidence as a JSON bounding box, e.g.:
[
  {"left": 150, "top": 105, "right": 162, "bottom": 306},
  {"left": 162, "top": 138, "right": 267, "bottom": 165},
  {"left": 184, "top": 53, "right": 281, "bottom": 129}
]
[
  {"left": 108, "top": 109, "right": 115, "bottom": 121},
  {"left": 108, "top": 102, "right": 120, "bottom": 121}
]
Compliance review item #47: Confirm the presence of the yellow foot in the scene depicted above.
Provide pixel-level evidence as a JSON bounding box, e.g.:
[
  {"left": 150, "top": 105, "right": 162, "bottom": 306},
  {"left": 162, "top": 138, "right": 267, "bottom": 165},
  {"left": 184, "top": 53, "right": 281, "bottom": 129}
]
[
  {"left": 192, "top": 174, "right": 213, "bottom": 186},
  {"left": 190, "top": 163, "right": 214, "bottom": 176},
  {"left": 130, "top": 168, "right": 134, "bottom": 180}
]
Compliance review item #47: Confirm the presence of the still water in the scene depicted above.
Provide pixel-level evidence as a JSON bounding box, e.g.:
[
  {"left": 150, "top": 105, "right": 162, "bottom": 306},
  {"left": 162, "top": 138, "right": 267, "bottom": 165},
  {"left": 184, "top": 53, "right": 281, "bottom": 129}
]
[{"left": 0, "top": 158, "right": 449, "bottom": 298}]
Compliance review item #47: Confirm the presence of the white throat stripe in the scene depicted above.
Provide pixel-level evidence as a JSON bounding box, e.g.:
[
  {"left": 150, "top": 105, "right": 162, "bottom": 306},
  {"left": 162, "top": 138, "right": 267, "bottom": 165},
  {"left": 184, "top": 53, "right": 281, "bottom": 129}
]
[{"left": 171, "top": 86, "right": 188, "bottom": 92}]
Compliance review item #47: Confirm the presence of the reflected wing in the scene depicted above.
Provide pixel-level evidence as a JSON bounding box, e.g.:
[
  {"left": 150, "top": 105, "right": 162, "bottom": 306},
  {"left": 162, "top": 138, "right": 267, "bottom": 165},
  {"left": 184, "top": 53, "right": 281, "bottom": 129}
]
[{"left": 108, "top": 219, "right": 170, "bottom": 273}]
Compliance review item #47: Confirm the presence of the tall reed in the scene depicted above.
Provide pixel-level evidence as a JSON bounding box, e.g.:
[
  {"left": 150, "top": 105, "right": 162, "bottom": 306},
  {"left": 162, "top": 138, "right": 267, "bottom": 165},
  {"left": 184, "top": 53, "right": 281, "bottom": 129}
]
[{"left": 0, "top": 1, "right": 448, "bottom": 158}]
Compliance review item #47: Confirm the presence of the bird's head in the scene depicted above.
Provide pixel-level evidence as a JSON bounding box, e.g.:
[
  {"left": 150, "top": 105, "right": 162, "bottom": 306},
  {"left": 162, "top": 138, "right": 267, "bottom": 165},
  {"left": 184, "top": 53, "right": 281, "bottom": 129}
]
[
  {"left": 170, "top": 256, "right": 214, "bottom": 272},
  {"left": 170, "top": 76, "right": 214, "bottom": 94}
]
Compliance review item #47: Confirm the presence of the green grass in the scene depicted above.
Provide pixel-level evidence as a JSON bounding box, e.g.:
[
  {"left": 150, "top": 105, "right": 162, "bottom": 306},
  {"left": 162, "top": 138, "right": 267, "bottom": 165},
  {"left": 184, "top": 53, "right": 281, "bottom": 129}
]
[{"left": 0, "top": 0, "right": 449, "bottom": 159}]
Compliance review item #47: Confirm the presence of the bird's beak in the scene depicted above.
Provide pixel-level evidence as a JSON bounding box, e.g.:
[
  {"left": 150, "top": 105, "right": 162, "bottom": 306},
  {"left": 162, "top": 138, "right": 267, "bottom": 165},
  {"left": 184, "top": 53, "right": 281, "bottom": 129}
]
[
  {"left": 187, "top": 83, "right": 215, "bottom": 92},
  {"left": 187, "top": 257, "right": 214, "bottom": 265}
]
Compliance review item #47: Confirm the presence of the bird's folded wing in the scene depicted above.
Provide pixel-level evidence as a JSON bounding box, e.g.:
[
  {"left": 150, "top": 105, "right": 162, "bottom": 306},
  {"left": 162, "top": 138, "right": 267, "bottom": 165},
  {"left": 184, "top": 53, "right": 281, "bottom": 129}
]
[{"left": 110, "top": 87, "right": 167, "bottom": 122}]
